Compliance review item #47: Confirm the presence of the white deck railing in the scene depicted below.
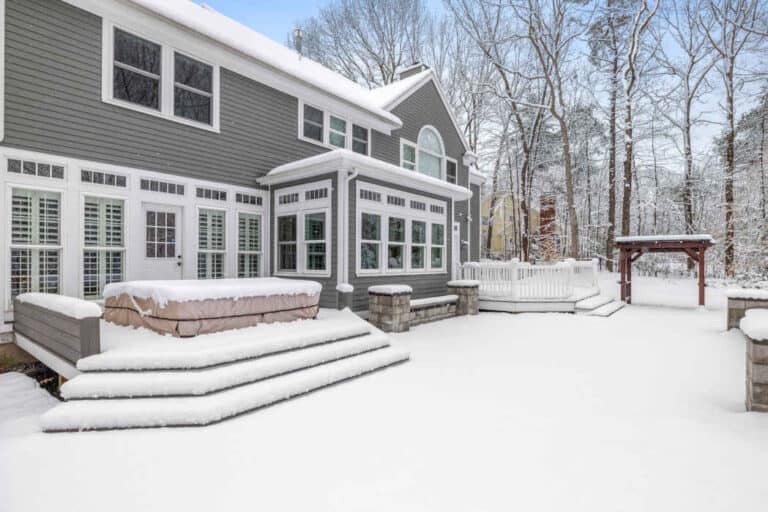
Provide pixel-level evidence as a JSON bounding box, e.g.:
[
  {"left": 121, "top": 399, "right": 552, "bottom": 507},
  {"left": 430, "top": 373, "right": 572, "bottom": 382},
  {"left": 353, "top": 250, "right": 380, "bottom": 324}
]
[{"left": 458, "top": 258, "right": 598, "bottom": 301}]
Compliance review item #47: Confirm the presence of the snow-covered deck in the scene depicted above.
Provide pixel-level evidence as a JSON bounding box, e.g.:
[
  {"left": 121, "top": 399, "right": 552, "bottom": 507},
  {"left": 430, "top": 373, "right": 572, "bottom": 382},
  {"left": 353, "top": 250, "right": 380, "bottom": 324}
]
[{"left": 2, "top": 275, "right": 765, "bottom": 510}]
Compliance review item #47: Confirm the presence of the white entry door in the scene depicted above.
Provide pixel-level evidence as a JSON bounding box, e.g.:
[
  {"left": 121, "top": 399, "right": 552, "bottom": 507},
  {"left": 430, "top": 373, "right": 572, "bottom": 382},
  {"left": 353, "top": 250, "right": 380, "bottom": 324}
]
[{"left": 141, "top": 203, "right": 183, "bottom": 280}]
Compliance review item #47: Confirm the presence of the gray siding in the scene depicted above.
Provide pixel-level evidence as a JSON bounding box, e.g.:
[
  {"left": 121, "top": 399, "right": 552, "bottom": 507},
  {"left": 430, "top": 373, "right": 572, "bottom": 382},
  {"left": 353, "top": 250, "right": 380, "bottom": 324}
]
[
  {"left": 270, "top": 174, "right": 338, "bottom": 308},
  {"left": 470, "top": 183, "right": 481, "bottom": 261},
  {"left": 3, "top": 0, "right": 327, "bottom": 187},
  {"left": 371, "top": 80, "right": 473, "bottom": 262},
  {"left": 349, "top": 178, "right": 452, "bottom": 311}
]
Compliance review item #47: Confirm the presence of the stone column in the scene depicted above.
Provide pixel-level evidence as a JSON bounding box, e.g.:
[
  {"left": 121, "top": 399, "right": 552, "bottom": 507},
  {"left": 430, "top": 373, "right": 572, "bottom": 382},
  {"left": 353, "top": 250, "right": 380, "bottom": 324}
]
[
  {"left": 367, "top": 285, "right": 412, "bottom": 333},
  {"left": 447, "top": 280, "right": 480, "bottom": 316},
  {"left": 747, "top": 335, "right": 768, "bottom": 412}
]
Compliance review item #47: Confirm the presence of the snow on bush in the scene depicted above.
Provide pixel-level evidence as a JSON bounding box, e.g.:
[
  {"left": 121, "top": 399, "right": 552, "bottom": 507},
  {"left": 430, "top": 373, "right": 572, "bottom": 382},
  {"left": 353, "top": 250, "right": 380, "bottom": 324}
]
[{"left": 15, "top": 293, "right": 102, "bottom": 319}]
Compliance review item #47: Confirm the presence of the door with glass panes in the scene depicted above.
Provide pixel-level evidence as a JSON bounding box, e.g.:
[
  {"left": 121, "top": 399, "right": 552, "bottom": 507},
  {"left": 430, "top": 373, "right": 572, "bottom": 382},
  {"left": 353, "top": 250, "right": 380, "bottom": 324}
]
[{"left": 142, "top": 203, "right": 183, "bottom": 280}]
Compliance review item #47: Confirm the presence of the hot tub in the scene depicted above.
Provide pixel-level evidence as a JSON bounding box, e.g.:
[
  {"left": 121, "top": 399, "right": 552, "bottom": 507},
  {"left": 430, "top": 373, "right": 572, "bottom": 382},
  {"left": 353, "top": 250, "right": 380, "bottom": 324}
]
[{"left": 103, "top": 278, "right": 321, "bottom": 337}]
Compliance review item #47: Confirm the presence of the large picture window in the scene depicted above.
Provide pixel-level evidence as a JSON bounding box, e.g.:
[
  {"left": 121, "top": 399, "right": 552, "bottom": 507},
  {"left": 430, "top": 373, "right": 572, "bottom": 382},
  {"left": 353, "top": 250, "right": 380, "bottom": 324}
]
[
  {"left": 9, "top": 189, "right": 61, "bottom": 301},
  {"left": 198, "top": 209, "right": 225, "bottom": 279},
  {"left": 113, "top": 28, "right": 161, "bottom": 110},
  {"left": 83, "top": 197, "right": 125, "bottom": 300},
  {"left": 238, "top": 213, "right": 261, "bottom": 278}
]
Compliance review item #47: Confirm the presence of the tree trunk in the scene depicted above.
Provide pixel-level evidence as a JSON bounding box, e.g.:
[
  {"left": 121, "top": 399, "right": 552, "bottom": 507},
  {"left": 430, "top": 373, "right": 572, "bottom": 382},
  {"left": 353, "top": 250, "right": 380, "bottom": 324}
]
[
  {"left": 485, "top": 158, "right": 501, "bottom": 256},
  {"left": 622, "top": 95, "right": 633, "bottom": 237},
  {"left": 724, "top": 62, "right": 736, "bottom": 277},
  {"left": 606, "top": 55, "right": 619, "bottom": 271},
  {"left": 558, "top": 117, "right": 580, "bottom": 258}
]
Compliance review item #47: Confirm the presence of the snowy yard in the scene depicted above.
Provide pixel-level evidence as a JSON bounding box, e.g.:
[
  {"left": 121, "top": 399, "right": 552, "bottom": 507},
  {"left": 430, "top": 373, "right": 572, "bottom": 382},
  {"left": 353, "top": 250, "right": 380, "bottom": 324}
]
[{"left": 2, "top": 275, "right": 768, "bottom": 511}]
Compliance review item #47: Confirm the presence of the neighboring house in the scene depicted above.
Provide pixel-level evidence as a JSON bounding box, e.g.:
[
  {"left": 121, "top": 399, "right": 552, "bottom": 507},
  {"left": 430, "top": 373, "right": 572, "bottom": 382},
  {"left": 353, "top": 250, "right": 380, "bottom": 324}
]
[{"left": 0, "top": 0, "right": 484, "bottom": 329}]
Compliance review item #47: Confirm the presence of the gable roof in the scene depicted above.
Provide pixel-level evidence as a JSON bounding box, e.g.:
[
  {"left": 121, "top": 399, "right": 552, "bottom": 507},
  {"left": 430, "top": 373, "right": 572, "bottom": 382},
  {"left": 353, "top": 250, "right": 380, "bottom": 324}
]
[
  {"left": 125, "top": 0, "right": 402, "bottom": 129},
  {"left": 368, "top": 69, "right": 472, "bottom": 154}
]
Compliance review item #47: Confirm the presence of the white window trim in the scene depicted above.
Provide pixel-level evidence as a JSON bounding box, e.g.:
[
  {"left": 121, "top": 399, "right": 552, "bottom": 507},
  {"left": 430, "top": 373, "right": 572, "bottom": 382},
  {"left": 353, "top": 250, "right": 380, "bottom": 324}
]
[
  {"left": 101, "top": 20, "right": 221, "bottom": 133},
  {"left": 416, "top": 125, "right": 446, "bottom": 181},
  {"left": 328, "top": 114, "right": 348, "bottom": 149},
  {"left": 80, "top": 193, "right": 127, "bottom": 300},
  {"left": 355, "top": 182, "right": 448, "bottom": 276},
  {"left": 274, "top": 180, "right": 333, "bottom": 278},
  {"left": 297, "top": 100, "right": 371, "bottom": 156},
  {"left": 236, "top": 210, "right": 263, "bottom": 278},
  {"left": 351, "top": 124, "right": 371, "bottom": 157},
  {"left": 445, "top": 156, "right": 458, "bottom": 185}
]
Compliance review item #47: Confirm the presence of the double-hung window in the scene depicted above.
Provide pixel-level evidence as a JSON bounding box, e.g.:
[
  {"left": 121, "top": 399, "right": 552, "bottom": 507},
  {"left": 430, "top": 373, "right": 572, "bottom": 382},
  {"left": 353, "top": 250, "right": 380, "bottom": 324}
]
[
  {"left": 360, "top": 213, "right": 382, "bottom": 271},
  {"left": 446, "top": 160, "right": 458, "bottom": 184},
  {"left": 9, "top": 189, "right": 62, "bottom": 301},
  {"left": 401, "top": 141, "right": 416, "bottom": 170},
  {"left": 303, "top": 104, "right": 324, "bottom": 143},
  {"left": 275, "top": 182, "right": 331, "bottom": 275},
  {"left": 83, "top": 197, "right": 125, "bottom": 299},
  {"left": 107, "top": 26, "right": 219, "bottom": 129},
  {"left": 277, "top": 216, "right": 298, "bottom": 272},
  {"left": 411, "top": 221, "right": 427, "bottom": 270},
  {"left": 174, "top": 52, "right": 213, "bottom": 125},
  {"left": 352, "top": 125, "right": 369, "bottom": 155},
  {"left": 238, "top": 213, "right": 261, "bottom": 278},
  {"left": 431, "top": 223, "right": 445, "bottom": 269},
  {"left": 387, "top": 217, "right": 406, "bottom": 271},
  {"left": 329, "top": 116, "right": 347, "bottom": 148},
  {"left": 198, "top": 209, "right": 225, "bottom": 279},
  {"left": 113, "top": 28, "right": 162, "bottom": 111}
]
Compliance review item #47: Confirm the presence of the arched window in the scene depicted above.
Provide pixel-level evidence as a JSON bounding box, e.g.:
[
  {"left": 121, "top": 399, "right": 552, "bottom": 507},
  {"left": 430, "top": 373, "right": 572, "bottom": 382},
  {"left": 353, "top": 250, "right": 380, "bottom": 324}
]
[{"left": 417, "top": 127, "right": 444, "bottom": 179}]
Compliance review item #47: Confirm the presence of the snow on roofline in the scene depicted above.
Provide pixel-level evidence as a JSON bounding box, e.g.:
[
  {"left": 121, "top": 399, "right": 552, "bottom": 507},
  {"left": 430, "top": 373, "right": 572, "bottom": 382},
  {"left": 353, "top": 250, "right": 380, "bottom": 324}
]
[
  {"left": 615, "top": 234, "right": 714, "bottom": 243},
  {"left": 260, "top": 149, "right": 473, "bottom": 201},
  {"left": 726, "top": 288, "right": 768, "bottom": 300},
  {"left": 127, "top": 0, "right": 401, "bottom": 128}
]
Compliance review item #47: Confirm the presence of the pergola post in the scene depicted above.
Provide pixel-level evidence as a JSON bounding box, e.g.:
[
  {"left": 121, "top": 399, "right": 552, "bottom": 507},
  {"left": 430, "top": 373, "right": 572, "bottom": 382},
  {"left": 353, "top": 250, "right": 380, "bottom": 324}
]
[
  {"left": 620, "top": 248, "right": 627, "bottom": 303},
  {"left": 698, "top": 247, "right": 705, "bottom": 306},
  {"left": 626, "top": 250, "right": 632, "bottom": 305}
]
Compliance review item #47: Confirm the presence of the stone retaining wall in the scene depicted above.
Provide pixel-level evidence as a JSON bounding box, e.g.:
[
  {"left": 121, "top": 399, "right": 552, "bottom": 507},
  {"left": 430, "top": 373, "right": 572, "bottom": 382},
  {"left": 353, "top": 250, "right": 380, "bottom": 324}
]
[
  {"left": 747, "top": 335, "right": 768, "bottom": 412},
  {"left": 728, "top": 297, "right": 768, "bottom": 329}
]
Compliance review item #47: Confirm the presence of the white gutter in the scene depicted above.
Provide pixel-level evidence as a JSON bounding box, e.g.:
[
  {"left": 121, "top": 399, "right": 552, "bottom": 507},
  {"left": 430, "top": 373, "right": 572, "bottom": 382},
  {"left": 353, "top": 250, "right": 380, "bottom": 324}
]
[{"left": 337, "top": 167, "right": 359, "bottom": 286}]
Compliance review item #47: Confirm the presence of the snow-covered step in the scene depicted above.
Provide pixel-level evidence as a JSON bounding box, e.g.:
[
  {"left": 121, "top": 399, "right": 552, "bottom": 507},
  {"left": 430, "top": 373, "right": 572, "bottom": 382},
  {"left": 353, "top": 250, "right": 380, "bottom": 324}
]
[
  {"left": 575, "top": 295, "right": 614, "bottom": 312},
  {"left": 587, "top": 301, "right": 625, "bottom": 317},
  {"left": 42, "top": 348, "right": 409, "bottom": 431},
  {"left": 80, "top": 319, "right": 373, "bottom": 371},
  {"left": 62, "top": 332, "right": 391, "bottom": 399}
]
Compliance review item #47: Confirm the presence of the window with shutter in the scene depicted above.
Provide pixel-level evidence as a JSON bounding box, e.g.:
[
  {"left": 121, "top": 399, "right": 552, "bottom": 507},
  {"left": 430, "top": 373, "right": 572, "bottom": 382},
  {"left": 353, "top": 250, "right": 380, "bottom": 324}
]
[
  {"left": 198, "top": 209, "right": 225, "bottom": 279},
  {"left": 83, "top": 197, "right": 125, "bottom": 299}
]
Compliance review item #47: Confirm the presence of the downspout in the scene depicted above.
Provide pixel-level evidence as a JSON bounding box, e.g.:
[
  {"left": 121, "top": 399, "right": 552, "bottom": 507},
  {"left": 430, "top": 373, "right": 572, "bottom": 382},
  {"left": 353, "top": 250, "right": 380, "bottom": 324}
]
[{"left": 337, "top": 167, "right": 359, "bottom": 286}]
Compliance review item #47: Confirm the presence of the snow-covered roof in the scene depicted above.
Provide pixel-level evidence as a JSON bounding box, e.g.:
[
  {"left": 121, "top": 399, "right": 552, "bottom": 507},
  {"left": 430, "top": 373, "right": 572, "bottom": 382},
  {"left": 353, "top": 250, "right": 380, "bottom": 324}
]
[
  {"left": 368, "top": 70, "right": 433, "bottom": 109},
  {"left": 126, "top": 0, "right": 401, "bottom": 128},
  {"left": 260, "top": 149, "right": 473, "bottom": 201},
  {"left": 615, "top": 234, "right": 714, "bottom": 243}
]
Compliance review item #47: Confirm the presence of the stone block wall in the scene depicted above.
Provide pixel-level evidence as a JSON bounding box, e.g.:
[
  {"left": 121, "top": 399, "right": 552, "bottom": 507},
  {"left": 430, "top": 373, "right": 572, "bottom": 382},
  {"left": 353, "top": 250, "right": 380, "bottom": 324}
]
[
  {"left": 727, "top": 297, "right": 768, "bottom": 330},
  {"left": 368, "top": 289, "right": 412, "bottom": 333},
  {"left": 410, "top": 300, "right": 457, "bottom": 327},
  {"left": 448, "top": 281, "right": 480, "bottom": 316},
  {"left": 747, "top": 336, "right": 768, "bottom": 412}
]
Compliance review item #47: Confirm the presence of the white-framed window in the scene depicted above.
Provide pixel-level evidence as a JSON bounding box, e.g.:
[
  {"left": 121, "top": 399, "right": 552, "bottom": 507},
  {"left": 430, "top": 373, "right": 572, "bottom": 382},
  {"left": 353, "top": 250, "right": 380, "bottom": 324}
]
[
  {"left": 145, "top": 210, "right": 177, "bottom": 258},
  {"left": 198, "top": 208, "right": 225, "bottom": 279},
  {"left": 356, "top": 182, "right": 447, "bottom": 275},
  {"left": 103, "top": 23, "right": 220, "bottom": 131},
  {"left": 446, "top": 158, "right": 458, "bottom": 185},
  {"left": 83, "top": 197, "right": 125, "bottom": 300},
  {"left": 238, "top": 212, "right": 261, "bottom": 278},
  {"left": 329, "top": 116, "right": 347, "bottom": 148},
  {"left": 9, "top": 188, "right": 62, "bottom": 302},
  {"left": 401, "top": 140, "right": 416, "bottom": 170},
  {"left": 274, "top": 181, "right": 332, "bottom": 276},
  {"left": 7, "top": 158, "right": 65, "bottom": 180},
  {"left": 298, "top": 100, "right": 370, "bottom": 154}
]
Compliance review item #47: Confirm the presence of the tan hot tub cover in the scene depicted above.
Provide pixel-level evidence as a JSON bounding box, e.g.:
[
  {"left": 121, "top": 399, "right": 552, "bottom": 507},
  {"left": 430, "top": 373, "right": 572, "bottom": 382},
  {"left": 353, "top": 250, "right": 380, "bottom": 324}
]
[{"left": 103, "top": 278, "right": 321, "bottom": 337}]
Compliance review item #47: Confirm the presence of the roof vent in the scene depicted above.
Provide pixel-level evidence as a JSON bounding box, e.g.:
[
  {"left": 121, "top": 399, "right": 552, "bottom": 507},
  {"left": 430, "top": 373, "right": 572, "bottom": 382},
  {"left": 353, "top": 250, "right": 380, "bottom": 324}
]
[{"left": 398, "top": 62, "right": 429, "bottom": 80}]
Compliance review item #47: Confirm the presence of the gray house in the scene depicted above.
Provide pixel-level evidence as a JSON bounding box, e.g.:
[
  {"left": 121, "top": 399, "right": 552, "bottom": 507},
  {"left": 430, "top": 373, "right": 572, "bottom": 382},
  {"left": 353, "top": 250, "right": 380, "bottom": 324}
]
[{"left": 0, "top": 0, "right": 484, "bottom": 329}]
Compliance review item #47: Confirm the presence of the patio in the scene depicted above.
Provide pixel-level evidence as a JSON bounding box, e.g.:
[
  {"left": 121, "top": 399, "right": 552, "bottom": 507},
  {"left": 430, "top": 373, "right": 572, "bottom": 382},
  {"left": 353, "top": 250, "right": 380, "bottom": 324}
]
[{"left": 1, "top": 274, "right": 767, "bottom": 511}]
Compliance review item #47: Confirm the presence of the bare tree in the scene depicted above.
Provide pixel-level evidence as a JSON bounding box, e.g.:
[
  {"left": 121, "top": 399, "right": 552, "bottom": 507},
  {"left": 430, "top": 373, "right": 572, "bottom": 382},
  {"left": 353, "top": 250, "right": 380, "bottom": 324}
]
[
  {"left": 703, "top": 0, "right": 760, "bottom": 276},
  {"left": 620, "top": 0, "right": 659, "bottom": 237}
]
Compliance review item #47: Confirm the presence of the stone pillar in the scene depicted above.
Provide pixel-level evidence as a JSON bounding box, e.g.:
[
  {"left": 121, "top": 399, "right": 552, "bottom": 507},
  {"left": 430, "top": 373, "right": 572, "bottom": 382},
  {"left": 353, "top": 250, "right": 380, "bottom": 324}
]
[
  {"left": 367, "top": 285, "right": 412, "bottom": 333},
  {"left": 747, "top": 336, "right": 768, "bottom": 412},
  {"left": 727, "top": 294, "right": 768, "bottom": 330},
  {"left": 336, "top": 284, "right": 354, "bottom": 310},
  {"left": 447, "top": 280, "right": 480, "bottom": 316}
]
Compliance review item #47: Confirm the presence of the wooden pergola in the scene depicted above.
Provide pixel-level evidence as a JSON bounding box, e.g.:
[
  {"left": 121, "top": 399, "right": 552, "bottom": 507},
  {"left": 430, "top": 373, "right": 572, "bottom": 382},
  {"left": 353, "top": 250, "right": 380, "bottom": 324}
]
[{"left": 615, "top": 235, "right": 714, "bottom": 306}]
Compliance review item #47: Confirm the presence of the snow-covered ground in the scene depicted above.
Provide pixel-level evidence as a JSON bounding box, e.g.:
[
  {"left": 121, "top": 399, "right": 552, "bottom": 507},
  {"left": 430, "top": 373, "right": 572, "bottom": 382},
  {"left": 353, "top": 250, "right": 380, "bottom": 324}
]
[{"left": 2, "top": 274, "right": 767, "bottom": 511}]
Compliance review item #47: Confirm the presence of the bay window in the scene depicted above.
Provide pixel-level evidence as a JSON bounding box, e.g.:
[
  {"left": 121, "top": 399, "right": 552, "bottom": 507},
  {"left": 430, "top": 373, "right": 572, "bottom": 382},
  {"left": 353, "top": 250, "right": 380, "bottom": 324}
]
[
  {"left": 277, "top": 215, "right": 297, "bottom": 272},
  {"left": 198, "top": 209, "right": 225, "bottom": 279},
  {"left": 238, "top": 213, "right": 261, "bottom": 278},
  {"left": 361, "top": 213, "right": 381, "bottom": 271},
  {"left": 83, "top": 197, "right": 125, "bottom": 299},
  {"left": 9, "top": 189, "right": 61, "bottom": 301}
]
